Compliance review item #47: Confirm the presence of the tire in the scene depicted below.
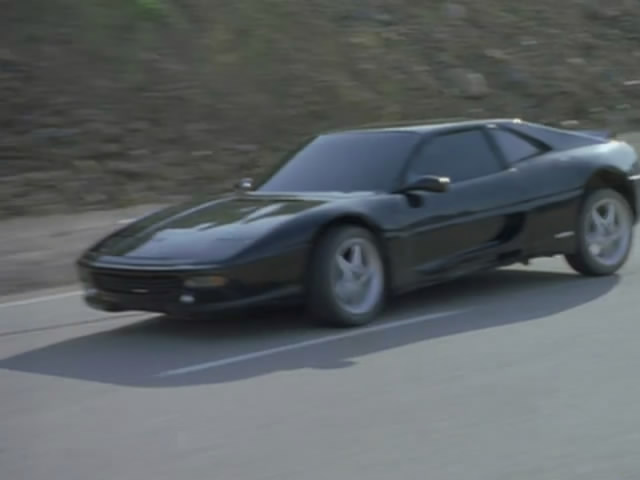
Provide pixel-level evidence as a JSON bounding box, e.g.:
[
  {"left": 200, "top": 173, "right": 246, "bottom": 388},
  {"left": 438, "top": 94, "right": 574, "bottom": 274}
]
[
  {"left": 565, "top": 188, "right": 634, "bottom": 276},
  {"left": 307, "top": 225, "right": 387, "bottom": 327}
]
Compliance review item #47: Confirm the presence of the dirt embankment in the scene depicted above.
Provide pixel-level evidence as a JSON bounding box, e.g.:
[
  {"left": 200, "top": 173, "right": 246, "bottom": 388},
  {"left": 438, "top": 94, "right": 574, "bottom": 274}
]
[{"left": 2, "top": 0, "right": 640, "bottom": 219}]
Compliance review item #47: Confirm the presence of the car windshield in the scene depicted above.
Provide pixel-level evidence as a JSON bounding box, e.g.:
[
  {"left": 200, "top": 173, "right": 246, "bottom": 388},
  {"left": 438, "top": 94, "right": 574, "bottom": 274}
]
[{"left": 254, "top": 131, "right": 420, "bottom": 193}]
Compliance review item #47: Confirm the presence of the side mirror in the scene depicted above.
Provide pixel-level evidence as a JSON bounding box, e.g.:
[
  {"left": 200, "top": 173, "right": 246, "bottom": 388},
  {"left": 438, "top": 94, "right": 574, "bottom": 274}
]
[
  {"left": 397, "top": 175, "right": 450, "bottom": 194},
  {"left": 235, "top": 177, "right": 253, "bottom": 191}
]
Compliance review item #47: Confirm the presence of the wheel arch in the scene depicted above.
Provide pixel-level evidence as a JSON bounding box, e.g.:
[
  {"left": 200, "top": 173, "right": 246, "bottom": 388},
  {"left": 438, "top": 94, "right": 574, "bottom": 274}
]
[
  {"left": 583, "top": 168, "right": 637, "bottom": 220},
  {"left": 304, "top": 214, "right": 394, "bottom": 292}
]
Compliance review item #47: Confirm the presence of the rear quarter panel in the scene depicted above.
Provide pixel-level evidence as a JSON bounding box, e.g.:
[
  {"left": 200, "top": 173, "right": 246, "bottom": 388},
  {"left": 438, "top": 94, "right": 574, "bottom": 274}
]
[
  {"left": 561, "top": 139, "right": 639, "bottom": 182},
  {"left": 517, "top": 139, "right": 640, "bottom": 254}
]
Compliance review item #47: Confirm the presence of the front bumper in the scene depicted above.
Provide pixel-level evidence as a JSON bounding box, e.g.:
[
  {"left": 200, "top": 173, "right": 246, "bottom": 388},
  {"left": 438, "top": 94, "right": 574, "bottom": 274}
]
[
  {"left": 77, "top": 248, "right": 307, "bottom": 316},
  {"left": 82, "top": 284, "right": 302, "bottom": 316}
]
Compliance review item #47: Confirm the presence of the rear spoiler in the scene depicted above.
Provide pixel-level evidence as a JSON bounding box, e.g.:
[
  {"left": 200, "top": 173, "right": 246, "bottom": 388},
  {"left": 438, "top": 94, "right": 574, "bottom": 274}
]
[{"left": 575, "top": 129, "right": 617, "bottom": 140}]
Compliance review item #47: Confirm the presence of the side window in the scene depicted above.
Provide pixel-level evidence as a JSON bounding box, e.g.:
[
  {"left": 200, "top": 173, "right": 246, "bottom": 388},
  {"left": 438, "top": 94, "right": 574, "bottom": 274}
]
[
  {"left": 409, "top": 129, "right": 502, "bottom": 183},
  {"left": 491, "top": 129, "right": 543, "bottom": 164}
]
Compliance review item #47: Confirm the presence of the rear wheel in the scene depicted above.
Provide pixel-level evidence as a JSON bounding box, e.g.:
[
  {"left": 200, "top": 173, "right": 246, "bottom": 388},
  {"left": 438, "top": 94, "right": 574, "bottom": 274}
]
[
  {"left": 565, "top": 188, "right": 634, "bottom": 276},
  {"left": 307, "top": 226, "right": 386, "bottom": 327}
]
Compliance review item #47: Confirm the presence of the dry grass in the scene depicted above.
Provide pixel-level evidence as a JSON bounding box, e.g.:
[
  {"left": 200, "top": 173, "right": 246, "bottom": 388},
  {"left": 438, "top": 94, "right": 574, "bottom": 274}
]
[{"left": 2, "top": 0, "right": 640, "bottom": 218}]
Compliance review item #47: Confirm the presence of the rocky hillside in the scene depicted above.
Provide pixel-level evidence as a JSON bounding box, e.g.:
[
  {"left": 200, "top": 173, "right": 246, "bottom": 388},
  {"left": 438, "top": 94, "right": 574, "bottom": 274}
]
[{"left": 2, "top": 0, "right": 640, "bottom": 218}]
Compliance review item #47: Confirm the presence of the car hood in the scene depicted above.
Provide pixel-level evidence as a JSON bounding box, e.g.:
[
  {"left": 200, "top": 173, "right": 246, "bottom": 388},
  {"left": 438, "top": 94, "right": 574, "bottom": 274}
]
[{"left": 88, "top": 193, "right": 359, "bottom": 263}]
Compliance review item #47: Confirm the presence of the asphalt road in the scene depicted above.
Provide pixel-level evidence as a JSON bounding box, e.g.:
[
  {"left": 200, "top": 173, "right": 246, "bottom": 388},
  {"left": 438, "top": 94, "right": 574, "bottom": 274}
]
[{"left": 1, "top": 243, "right": 640, "bottom": 480}]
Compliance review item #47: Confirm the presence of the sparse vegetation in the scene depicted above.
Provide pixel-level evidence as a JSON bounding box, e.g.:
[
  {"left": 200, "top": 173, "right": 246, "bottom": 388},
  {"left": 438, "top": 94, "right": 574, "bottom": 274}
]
[{"left": 2, "top": 0, "right": 640, "bottom": 218}]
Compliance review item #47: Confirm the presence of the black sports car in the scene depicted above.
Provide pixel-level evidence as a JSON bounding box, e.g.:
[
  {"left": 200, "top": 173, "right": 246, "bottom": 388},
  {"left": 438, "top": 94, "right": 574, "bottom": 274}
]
[{"left": 77, "top": 118, "right": 640, "bottom": 327}]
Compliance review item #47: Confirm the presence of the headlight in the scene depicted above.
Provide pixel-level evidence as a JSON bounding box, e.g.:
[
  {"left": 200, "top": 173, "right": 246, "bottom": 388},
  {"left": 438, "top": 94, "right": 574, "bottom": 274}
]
[{"left": 184, "top": 275, "right": 228, "bottom": 288}]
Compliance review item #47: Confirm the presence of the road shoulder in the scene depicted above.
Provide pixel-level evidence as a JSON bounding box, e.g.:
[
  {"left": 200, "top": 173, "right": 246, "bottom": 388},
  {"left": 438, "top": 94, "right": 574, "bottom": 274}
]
[{"left": 0, "top": 204, "right": 163, "bottom": 296}]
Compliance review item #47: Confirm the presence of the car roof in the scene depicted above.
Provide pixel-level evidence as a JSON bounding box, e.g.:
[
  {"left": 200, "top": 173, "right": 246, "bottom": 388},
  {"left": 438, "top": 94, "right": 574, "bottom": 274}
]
[{"left": 322, "top": 118, "right": 525, "bottom": 136}]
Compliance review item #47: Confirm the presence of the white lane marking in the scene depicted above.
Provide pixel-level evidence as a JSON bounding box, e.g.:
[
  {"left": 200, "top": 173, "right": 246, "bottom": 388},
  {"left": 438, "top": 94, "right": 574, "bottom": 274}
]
[
  {"left": 0, "top": 290, "right": 82, "bottom": 309},
  {"left": 156, "top": 308, "right": 466, "bottom": 377}
]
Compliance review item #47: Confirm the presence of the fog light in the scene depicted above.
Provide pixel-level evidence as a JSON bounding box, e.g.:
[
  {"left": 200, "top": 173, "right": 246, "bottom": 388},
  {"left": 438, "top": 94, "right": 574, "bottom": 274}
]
[
  {"left": 180, "top": 294, "right": 195, "bottom": 304},
  {"left": 184, "top": 275, "right": 228, "bottom": 288}
]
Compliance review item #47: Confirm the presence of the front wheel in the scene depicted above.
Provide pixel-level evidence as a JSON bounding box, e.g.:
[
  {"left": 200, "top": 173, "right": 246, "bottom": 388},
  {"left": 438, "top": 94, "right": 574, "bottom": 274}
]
[
  {"left": 565, "top": 188, "right": 634, "bottom": 276},
  {"left": 307, "top": 226, "right": 387, "bottom": 327}
]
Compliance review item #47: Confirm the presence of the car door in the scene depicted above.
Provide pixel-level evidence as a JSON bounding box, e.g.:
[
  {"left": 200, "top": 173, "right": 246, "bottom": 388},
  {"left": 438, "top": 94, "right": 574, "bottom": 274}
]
[
  {"left": 486, "top": 125, "right": 583, "bottom": 251},
  {"left": 397, "top": 127, "right": 528, "bottom": 273}
]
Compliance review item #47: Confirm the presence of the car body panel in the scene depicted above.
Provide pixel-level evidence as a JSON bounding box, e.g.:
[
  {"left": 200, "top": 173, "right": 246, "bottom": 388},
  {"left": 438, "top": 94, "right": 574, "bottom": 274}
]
[
  {"left": 77, "top": 118, "right": 640, "bottom": 316},
  {"left": 88, "top": 195, "right": 328, "bottom": 262}
]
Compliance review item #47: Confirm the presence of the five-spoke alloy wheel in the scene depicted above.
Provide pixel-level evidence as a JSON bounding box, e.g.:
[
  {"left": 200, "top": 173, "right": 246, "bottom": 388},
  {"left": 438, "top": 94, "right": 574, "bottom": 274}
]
[
  {"left": 308, "top": 226, "right": 386, "bottom": 327},
  {"left": 566, "top": 188, "right": 634, "bottom": 276}
]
